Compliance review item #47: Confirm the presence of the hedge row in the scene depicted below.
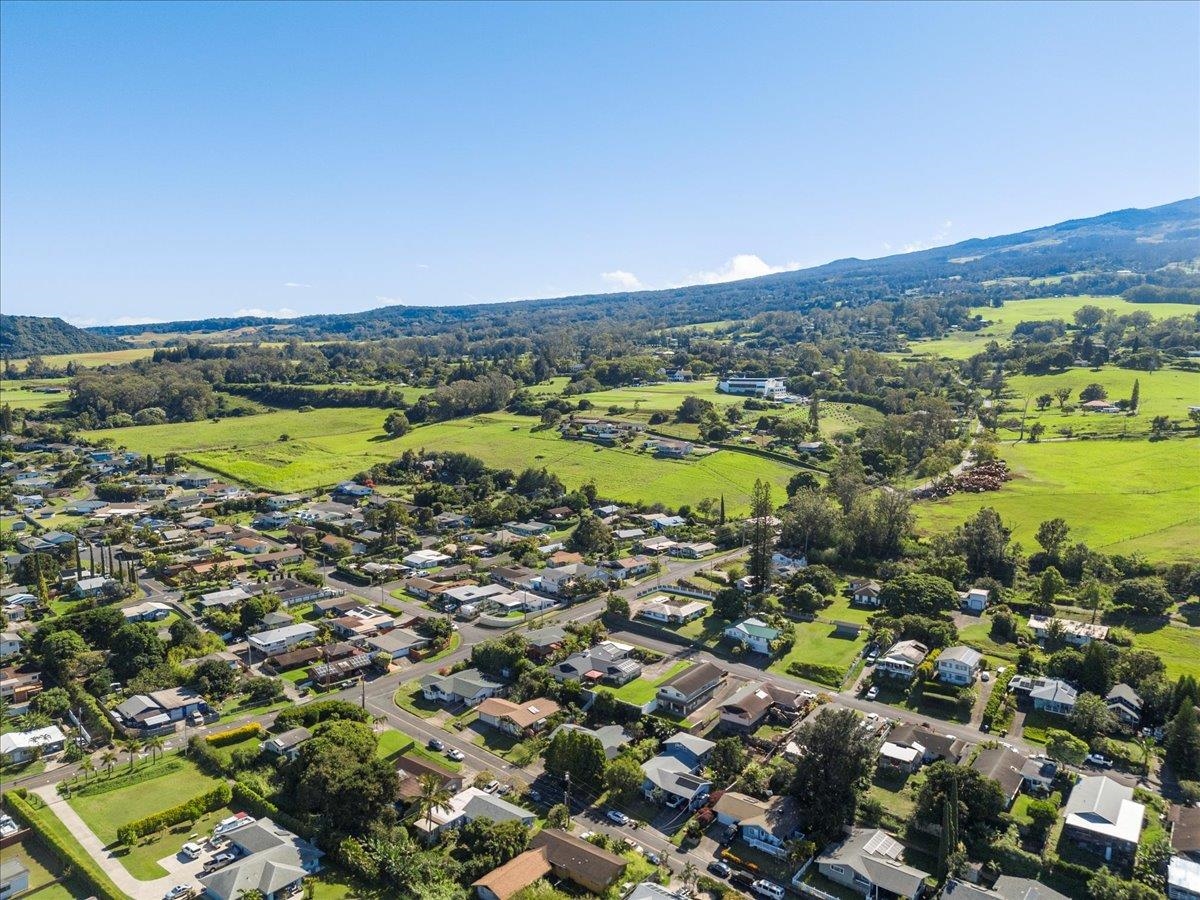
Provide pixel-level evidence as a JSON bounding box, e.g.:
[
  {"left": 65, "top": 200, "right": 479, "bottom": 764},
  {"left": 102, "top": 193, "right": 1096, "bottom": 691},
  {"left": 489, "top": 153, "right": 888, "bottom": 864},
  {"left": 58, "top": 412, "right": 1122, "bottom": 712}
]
[
  {"left": 3, "top": 789, "right": 126, "bottom": 900},
  {"left": 116, "top": 782, "right": 232, "bottom": 845},
  {"left": 207, "top": 723, "right": 265, "bottom": 747},
  {"left": 272, "top": 698, "right": 369, "bottom": 733},
  {"left": 190, "top": 735, "right": 229, "bottom": 776},
  {"left": 68, "top": 682, "right": 115, "bottom": 745},
  {"left": 67, "top": 756, "right": 188, "bottom": 798},
  {"left": 982, "top": 668, "right": 1017, "bottom": 729},
  {"left": 231, "top": 780, "right": 311, "bottom": 838},
  {"left": 788, "top": 660, "right": 845, "bottom": 688}
]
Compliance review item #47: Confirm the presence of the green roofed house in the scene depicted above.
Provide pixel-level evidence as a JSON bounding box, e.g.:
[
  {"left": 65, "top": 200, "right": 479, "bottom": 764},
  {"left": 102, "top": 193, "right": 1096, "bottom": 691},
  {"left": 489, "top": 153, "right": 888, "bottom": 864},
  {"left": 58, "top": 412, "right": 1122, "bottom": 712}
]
[{"left": 723, "top": 617, "right": 781, "bottom": 654}]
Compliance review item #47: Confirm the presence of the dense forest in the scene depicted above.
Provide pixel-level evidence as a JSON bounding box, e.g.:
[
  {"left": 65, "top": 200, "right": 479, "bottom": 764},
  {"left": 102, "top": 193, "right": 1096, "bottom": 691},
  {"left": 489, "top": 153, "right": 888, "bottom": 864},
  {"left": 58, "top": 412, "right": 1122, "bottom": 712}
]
[{"left": 0, "top": 315, "right": 129, "bottom": 357}]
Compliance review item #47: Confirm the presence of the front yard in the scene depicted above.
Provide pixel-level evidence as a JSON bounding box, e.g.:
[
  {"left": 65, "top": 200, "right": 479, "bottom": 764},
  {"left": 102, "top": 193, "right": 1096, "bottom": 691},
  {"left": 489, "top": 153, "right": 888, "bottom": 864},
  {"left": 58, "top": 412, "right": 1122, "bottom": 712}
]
[
  {"left": 394, "top": 681, "right": 441, "bottom": 718},
  {"left": 598, "top": 660, "right": 691, "bottom": 706},
  {"left": 769, "top": 620, "right": 866, "bottom": 686}
]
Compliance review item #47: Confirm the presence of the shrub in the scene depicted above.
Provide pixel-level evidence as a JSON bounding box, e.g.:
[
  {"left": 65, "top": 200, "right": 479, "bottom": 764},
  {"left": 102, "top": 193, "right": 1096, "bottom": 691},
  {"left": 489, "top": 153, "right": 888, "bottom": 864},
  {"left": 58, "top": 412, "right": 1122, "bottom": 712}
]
[
  {"left": 206, "top": 723, "right": 265, "bottom": 747},
  {"left": 231, "top": 781, "right": 311, "bottom": 838},
  {"left": 982, "top": 668, "right": 1016, "bottom": 730},
  {"left": 787, "top": 661, "right": 845, "bottom": 687},
  {"left": 272, "top": 699, "right": 369, "bottom": 732},
  {"left": 116, "top": 782, "right": 232, "bottom": 845}
]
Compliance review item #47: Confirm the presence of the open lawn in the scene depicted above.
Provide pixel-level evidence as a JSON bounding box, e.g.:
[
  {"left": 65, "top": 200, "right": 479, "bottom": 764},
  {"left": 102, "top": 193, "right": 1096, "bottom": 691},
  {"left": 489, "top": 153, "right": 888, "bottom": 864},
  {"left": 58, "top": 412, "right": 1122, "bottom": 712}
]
[
  {"left": 94, "top": 407, "right": 799, "bottom": 512},
  {"left": 769, "top": 620, "right": 867, "bottom": 683},
  {"left": 998, "top": 366, "right": 1199, "bottom": 439},
  {"left": 375, "top": 727, "right": 463, "bottom": 771},
  {"left": 11, "top": 347, "right": 157, "bottom": 370},
  {"left": 896, "top": 295, "right": 1199, "bottom": 360},
  {"left": 5, "top": 836, "right": 91, "bottom": 899},
  {"left": 68, "top": 757, "right": 223, "bottom": 847},
  {"left": 600, "top": 660, "right": 691, "bottom": 706},
  {"left": 1122, "top": 620, "right": 1200, "bottom": 681},
  {"left": 117, "top": 804, "right": 236, "bottom": 881},
  {"left": 915, "top": 436, "right": 1200, "bottom": 561},
  {"left": 0, "top": 381, "right": 70, "bottom": 411}
]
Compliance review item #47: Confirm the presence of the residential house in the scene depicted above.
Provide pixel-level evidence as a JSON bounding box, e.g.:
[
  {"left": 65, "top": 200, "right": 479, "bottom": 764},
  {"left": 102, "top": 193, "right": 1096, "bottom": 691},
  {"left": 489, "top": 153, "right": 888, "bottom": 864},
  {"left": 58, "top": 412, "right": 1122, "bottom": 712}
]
[
  {"left": 120, "top": 601, "right": 172, "bottom": 623},
  {"left": 718, "top": 680, "right": 806, "bottom": 731},
  {"left": 395, "top": 753, "right": 464, "bottom": 805},
  {"left": 253, "top": 547, "right": 306, "bottom": 570},
  {"left": 522, "top": 625, "right": 567, "bottom": 660},
  {"left": 943, "top": 878, "right": 1069, "bottom": 900},
  {"left": 0, "top": 632, "right": 23, "bottom": 660},
  {"left": 712, "top": 792, "right": 802, "bottom": 857},
  {"left": 875, "top": 640, "right": 929, "bottom": 680},
  {"left": 604, "top": 555, "right": 655, "bottom": 579},
  {"left": 536, "top": 563, "right": 610, "bottom": 595},
  {"left": 850, "top": 579, "right": 883, "bottom": 607},
  {"left": 1020, "top": 757, "right": 1059, "bottom": 795},
  {"left": 1171, "top": 804, "right": 1200, "bottom": 861},
  {"left": 1063, "top": 775, "right": 1145, "bottom": 868},
  {"left": 724, "top": 617, "right": 780, "bottom": 654},
  {"left": 1106, "top": 683, "right": 1143, "bottom": 727},
  {"left": 772, "top": 550, "right": 807, "bottom": 572},
  {"left": 641, "top": 742, "right": 713, "bottom": 810},
  {"left": 718, "top": 376, "right": 786, "bottom": 398},
  {"left": 638, "top": 596, "right": 708, "bottom": 624},
  {"left": 261, "top": 727, "right": 312, "bottom": 761},
  {"left": 72, "top": 576, "right": 113, "bottom": 598},
  {"left": 412, "top": 787, "right": 535, "bottom": 840},
  {"left": 471, "top": 829, "right": 627, "bottom": 900},
  {"left": 646, "top": 438, "right": 694, "bottom": 458},
  {"left": 656, "top": 661, "right": 725, "bottom": 716},
  {"left": 247, "top": 623, "right": 319, "bottom": 657},
  {"left": 937, "top": 646, "right": 983, "bottom": 685},
  {"left": 550, "top": 643, "right": 642, "bottom": 687},
  {"left": 307, "top": 654, "right": 373, "bottom": 686},
  {"left": 880, "top": 723, "right": 968, "bottom": 773},
  {"left": 1169, "top": 857, "right": 1200, "bottom": 900},
  {"left": 815, "top": 828, "right": 930, "bottom": 900},
  {"left": 329, "top": 606, "right": 395, "bottom": 640},
  {"left": 113, "top": 687, "right": 207, "bottom": 729},
  {"left": 332, "top": 481, "right": 373, "bottom": 499},
  {"left": 404, "top": 549, "right": 452, "bottom": 569},
  {"left": 420, "top": 668, "right": 503, "bottom": 706},
  {"left": 960, "top": 587, "right": 991, "bottom": 612},
  {"left": 638, "top": 535, "right": 677, "bottom": 554},
  {"left": 365, "top": 628, "right": 430, "bottom": 661},
  {"left": 1027, "top": 615, "right": 1109, "bottom": 648},
  {"left": 477, "top": 697, "right": 560, "bottom": 736},
  {"left": 669, "top": 541, "right": 716, "bottom": 559},
  {"left": 0, "top": 859, "right": 29, "bottom": 900},
  {"left": 971, "top": 746, "right": 1027, "bottom": 808},
  {"left": 1010, "top": 676, "right": 1078, "bottom": 716},
  {"left": 197, "top": 818, "right": 323, "bottom": 900},
  {"left": 0, "top": 725, "right": 66, "bottom": 763}
]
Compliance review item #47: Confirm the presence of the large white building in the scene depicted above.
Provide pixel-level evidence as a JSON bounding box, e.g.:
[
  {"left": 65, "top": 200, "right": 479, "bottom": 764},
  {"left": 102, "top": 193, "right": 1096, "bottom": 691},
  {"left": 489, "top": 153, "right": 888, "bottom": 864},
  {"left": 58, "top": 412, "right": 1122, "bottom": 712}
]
[{"left": 717, "top": 376, "right": 786, "bottom": 399}]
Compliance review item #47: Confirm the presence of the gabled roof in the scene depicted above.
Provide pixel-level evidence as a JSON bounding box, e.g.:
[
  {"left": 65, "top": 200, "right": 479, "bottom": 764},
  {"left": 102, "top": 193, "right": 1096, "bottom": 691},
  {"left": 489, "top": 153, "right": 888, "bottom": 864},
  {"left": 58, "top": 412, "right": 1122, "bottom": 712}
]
[
  {"left": 818, "top": 828, "right": 929, "bottom": 896},
  {"left": 1065, "top": 775, "right": 1144, "bottom": 846},
  {"left": 971, "top": 746, "right": 1026, "bottom": 799},
  {"left": 1105, "top": 683, "right": 1143, "bottom": 711},
  {"left": 471, "top": 847, "right": 552, "bottom": 900},
  {"left": 1171, "top": 804, "right": 1200, "bottom": 854},
  {"left": 1029, "top": 678, "right": 1077, "bottom": 706},
  {"left": 658, "top": 661, "right": 724, "bottom": 698},
  {"left": 939, "top": 645, "right": 983, "bottom": 667},
  {"left": 530, "top": 828, "right": 628, "bottom": 888}
]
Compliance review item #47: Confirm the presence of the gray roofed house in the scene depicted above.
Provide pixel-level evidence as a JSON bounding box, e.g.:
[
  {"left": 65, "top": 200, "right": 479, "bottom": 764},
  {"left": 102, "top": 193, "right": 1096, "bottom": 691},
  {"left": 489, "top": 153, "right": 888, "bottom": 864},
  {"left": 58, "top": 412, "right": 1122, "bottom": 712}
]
[
  {"left": 262, "top": 727, "right": 312, "bottom": 760},
  {"left": 420, "top": 667, "right": 503, "bottom": 706},
  {"left": 547, "top": 723, "right": 629, "bottom": 759},
  {"left": 655, "top": 660, "right": 725, "bottom": 716},
  {"left": 815, "top": 828, "right": 930, "bottom": 900},
  {"left": 884, "top": 722, "right": 968, "bottom": 766},
  {"left": 198, "top": 818, "right": 323, "bottom": 900},
  {"left": 875, "top": 640, "right": 929, "bottom": 680},
  {"left": 937, "top": 645, "right": 983, "bottom": 685},
  {"left": 522, "top": 624, "right": 567, "bottom": 658},
  {"left": 550, "top": 642, "right": 642, "bottom": 686},
  {"left": 1105, "top": 683, "right": 1143, "bottom": 726},
  {"left": 944, "top": 878, "right": 1069, "bottom": 900},
  {"left": 971, "top": 746, "right": 1027, "bottom": 807},
  {"left": 640, "top": 754, "right": 712, "bottom": 810},
  {"left": 1063, "top": 775, "right": 1145, "bottom": 868},
  {"left": 366, "top": 628, "right": 431, "bottom": 660}
]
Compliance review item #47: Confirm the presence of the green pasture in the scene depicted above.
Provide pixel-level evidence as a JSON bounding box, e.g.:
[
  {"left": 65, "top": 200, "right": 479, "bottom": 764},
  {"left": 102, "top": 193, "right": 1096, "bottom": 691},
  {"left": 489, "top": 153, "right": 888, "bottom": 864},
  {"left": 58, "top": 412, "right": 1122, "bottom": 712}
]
[
  {"left": 769, "top": 620, "right": 866, "bottom": 678},
  {"left": 0, "top": 380, "right": 71, "bottom": 411},
  {"left": 94, "top": 407, "right": 799, "bottom": 513},
  {"left": 997, "top": 366, "right": 1199, "bottom": 438},
  {"left": 897, "top": 295, "right": 1198, "bottom": 360},
  {"left": 915, "top": 436, "right": 1200, "bottom": 561},
  {"left": 10, "top": 347, "right": 156, "bottom": 370}
]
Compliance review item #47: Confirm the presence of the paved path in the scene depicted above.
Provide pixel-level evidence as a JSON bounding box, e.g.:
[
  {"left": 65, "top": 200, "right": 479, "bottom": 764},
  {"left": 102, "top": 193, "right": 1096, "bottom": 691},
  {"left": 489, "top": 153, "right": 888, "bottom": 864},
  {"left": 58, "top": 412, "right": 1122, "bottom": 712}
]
[{"left": 30, "top": 784, "right": 188, "bottom": 900}]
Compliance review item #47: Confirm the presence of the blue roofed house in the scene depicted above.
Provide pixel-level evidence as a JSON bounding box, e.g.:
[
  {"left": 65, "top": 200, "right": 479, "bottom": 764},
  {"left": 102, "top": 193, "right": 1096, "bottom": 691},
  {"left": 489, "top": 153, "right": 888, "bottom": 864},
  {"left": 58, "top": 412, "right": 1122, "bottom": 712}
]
[{"left": 641, "top": 732, "right": 715, "bottom": 810}]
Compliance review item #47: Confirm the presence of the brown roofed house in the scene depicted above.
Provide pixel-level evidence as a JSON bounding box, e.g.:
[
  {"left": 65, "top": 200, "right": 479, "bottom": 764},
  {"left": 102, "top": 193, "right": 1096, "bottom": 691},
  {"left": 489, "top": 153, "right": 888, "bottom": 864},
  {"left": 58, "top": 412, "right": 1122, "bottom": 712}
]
[{"left": 530, "top": 829, "right": 628, "bottom": 894}]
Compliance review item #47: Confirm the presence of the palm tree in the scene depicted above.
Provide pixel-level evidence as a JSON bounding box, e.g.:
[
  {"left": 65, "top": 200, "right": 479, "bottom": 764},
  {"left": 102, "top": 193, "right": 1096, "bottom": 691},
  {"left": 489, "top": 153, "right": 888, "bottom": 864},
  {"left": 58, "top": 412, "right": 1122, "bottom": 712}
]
[
  {"left": 680, "top": 861, "right": 698, "bottom": 890},
  {"left": 122, "top": 737, "right": 143, "bottom": 771},
  {"left": 1133, "top": 735, "right": 1153, "bottom": 776},
  {"left": 146, "top": 735, "right": 166, "bottom": 764},
  {"left": 80, "top": 756, "right": 96, "bottom": 781},
  {"left": 100, "top": 750, "right": 117, "bottom": 777},
  {"left": 416, "top": 773, "right": 452, "bottom": 836}
]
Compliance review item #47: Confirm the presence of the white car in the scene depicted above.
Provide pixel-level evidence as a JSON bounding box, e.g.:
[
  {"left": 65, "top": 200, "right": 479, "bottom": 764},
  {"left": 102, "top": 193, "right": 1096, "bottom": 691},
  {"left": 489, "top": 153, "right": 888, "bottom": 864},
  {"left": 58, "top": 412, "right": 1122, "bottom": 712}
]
[
  {"left": 1085, "top": 753, "right": 1114, "bottom": 769},
  {"left": 866, "top": 686, "right": 879, "bottom": 700},
  {"left": 163, "top": 886, "right": 193, "bottom": 900},
  {"left": 606, "top": 809, "right": 630, "bottom": 825},
  {"left": 482, "top": 780, "right": 501, "bottom": 794},
  {"left": 752, "top": 879, "right": 786, "bottom": 899},
  {"left": 446, "top": 748, "right": 465, "bottom": 762},
  {"left": 180, "top": 842, "right": 203, "bottom": 860}
]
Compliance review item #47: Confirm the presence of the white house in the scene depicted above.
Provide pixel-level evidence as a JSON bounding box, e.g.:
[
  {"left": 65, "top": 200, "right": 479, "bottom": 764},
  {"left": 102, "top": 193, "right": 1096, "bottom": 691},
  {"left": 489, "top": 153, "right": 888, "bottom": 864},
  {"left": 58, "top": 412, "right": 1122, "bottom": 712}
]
[
  {"left": 937, "top": 646, "right": 983, "bottom": 685},
  {"left": 0, "top": 632, "right": 22, "bottom": 659},
  {"left": 420, "top": 668, "right": 503, "bottom": 706},
  {"left": 404, "top": 549, "right": 452, "bottom": 569},
  {"left": 248, "top": 623, "right": 319, "bottom": 657},
  {"left": 851, "top": 579, "right": 883, "bottom": 607},
  {"left": 0, "top": 725, "right": 67, "bottom": 763},
  {"left": 875, "top": 640, "right": 929, "bottom": 680},
  {"left": 724, "top": 618, "right": 781, "bottom": 654},
  {"left": 960, "top": 587, "right": 990, "bottom": 612},
  {"left": 1027, "top": 615, "right": 1109, "bottom": 647},
  {"left": 718, "top": 376, "right": 786, "bottom": 398}
]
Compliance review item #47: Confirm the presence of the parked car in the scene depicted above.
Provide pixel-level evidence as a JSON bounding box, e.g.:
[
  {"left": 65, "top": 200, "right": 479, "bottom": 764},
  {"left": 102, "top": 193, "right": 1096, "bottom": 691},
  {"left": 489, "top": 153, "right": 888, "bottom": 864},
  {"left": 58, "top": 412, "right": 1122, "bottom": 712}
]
[
  {"left": 752, "top": 879, "right": 786, "bottom": 899},
  {"left": 981, "top": 671, "right": 991, "bottom": 682},
  {"left": 204, "top": 852, "right": 237, "bottom": 873},
  {"left": 497, "top": 783, "right": 513, "bottom": 795},
  {"left": 527, "top": 790, "right": 542, "bottom": 803},
  {"left": 189, "top": 710, "right": 205, "bottom": 726},
  {"left": 707, "top": 861, "right": 731, "bottom": 878},
  {"left": 730, "top": 871, "right": 756, "bottom": 889},
  {"left": 664, "top": 793, "right": 684, "bottom": 809},
  {"left": 428, "top": 738, "right": 445, "bottom": 751},
  {"left": 646, "top": 850, "right": 661, "bottom": 865},
  {"left": 339, "top": 678, "right": 358, "bottom": 689},
  {"left": 606, "top": 809, "right": 630, "bottom": 825},
  {"left": 483, "top": 780, "right": 501, "bottom": 794},
  {"left": 180, "top": 842, "right": 203, "bottom": 860},
  {"left": 1085, "top": 753, "right": 1114, "bottom": 769},
  {"left": 866, "top": 686, "right": 879, "bottom": 700},
  {"left": 720, "top": 824, "right": 738, "bottom": 844},
  {"left": 446, "top": 747, "right": 464, "bottom": 762},
  {"left": 163, "top": 886, "right": 193, "bottom": 900}
]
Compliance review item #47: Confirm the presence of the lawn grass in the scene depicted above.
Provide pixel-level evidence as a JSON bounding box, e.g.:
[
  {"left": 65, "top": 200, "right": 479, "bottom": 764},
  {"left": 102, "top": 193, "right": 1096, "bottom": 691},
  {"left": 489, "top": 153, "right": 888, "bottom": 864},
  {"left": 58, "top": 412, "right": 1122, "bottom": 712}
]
[
  {"left": 769, "top": 620, "right": 867, "bottom": 681},
  {"left": 895, "top": 295, "right": 1199, "bottom": 360},
  {"left": 915, "top": 436, "right": 1200, "bottom": 561},
  {"left": 394, "top": 682, "right": 440, "bottom": 718},
  {"left": 5, "top": 835, "right": 90, "bottom": 898},
  {"left": 0, "top": 382, "right": 70, "bottom": 411},
  {"left": 68, "top": 756, "right": 224, "bottom": 848},
  {"left": 1122, "top": 620, "right": 1200, "bottom": 681},
  {"left": 117, "top": 805, "right": 235, "bottom": 880},
  {"left": 92, "top": 407, "right": 799, "bottom": 512},
  {"left": 600, "top": 660, "right": 691, "bottom": 706}
]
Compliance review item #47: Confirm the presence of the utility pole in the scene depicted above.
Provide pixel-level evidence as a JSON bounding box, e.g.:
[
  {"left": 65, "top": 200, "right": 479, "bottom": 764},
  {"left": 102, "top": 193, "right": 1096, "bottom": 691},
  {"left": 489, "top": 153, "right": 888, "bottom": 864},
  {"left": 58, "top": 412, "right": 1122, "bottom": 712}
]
[
  {"left": 563, "top": 772, "right": 572, "bottom": 828},
  {"left": 360, "top": 677, "right": 366, "bottom": 711}
]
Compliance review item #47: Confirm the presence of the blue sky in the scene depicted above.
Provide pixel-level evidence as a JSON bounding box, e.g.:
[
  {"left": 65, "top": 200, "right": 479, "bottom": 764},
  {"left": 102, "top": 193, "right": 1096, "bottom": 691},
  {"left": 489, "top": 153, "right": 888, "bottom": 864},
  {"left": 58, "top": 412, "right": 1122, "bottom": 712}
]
[{"left": 2, "top": 1, "right": 1198, "bottom": 325}]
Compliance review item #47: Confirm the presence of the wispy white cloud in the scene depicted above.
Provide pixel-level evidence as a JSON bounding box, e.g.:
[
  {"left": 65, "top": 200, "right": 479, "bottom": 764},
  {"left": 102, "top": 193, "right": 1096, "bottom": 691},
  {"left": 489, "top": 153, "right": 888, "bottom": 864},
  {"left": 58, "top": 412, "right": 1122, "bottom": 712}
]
[
  {"left": 232, "top": 307, "right": 303, "bottom": 319},
  {"left": 683, "top": 254, "right": 802, "bottom": 285},
  {"left": 415, "top": 264, "right": 430, "bottom": 270},
  {"left": 885, "top": 220, "right": 955, "bottom": 254},
  {"left": 283, "top": 282, "right": 312, "bottom": 289},
  {"left": 601, "top": 270, "right": 644, "bottom": 291}
]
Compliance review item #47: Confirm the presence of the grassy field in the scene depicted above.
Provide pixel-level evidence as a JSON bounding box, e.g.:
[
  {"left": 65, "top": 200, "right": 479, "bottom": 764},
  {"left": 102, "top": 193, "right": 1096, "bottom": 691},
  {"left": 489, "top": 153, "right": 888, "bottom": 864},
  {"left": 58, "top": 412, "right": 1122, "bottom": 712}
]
[
  {"left": 600, "top": 660, "right": 691, "bottom": 705},
  {"left": 997, "top": 366, "right": 1199, "bottom": 438},
  {"left": 897, "top": 295, "right": 1199, "bottom": 360},
  {"left": 94, "top": 407, "right": 799, "bottom": 512},
  {"left": 68, "top": 757, "right": 223, "bottom": 848},
  {"left": 915, "top": 436, "right": 1200, "bottom": 561},
  {"left": 769, "top": 620, "right": 867, "bottom": 679},
  {"left": 5, "top": 836, "right": 92, "bottom": 899},
  {"left": 10, "top": 347, "right": 156, "bottom": 370},
  {"left": 0, "top": 380, "right": 71, "bottom": 411}
]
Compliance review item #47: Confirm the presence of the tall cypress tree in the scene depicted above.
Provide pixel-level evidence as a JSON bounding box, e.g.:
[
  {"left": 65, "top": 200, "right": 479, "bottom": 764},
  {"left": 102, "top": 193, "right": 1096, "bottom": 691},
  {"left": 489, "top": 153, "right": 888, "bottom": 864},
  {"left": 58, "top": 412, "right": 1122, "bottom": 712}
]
[{"left": 746, "top": 479, "right": 775, "bottom": 594}]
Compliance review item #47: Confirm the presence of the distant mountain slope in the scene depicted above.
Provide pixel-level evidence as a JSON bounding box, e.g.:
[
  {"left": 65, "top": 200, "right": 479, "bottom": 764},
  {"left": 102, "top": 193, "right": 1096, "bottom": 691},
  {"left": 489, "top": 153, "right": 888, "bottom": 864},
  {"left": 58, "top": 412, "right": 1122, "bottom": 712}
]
[
  {"left": 91, "top": 196, "right": 1200, "bottom": 341},
  {"left": 1, "top": 315, "right": 129, "bottom": 358}
]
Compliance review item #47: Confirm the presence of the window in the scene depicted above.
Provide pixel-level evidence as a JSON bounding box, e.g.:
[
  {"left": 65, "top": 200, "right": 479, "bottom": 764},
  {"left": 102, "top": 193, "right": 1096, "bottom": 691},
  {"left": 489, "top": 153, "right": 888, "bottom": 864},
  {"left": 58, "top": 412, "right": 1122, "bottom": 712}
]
[{"left": 829, "top": 865, "right": 844, "bottom": 875}]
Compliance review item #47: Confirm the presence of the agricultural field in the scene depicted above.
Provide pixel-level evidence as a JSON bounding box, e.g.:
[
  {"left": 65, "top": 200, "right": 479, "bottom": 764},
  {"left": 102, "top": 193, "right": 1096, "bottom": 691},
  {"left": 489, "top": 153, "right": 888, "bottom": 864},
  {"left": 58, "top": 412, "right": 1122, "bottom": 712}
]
[
  {"left": 915, "top": 436, "right": 1200, "bottom": 561},
  {"left": 0, "top": 378, "right": 71, "bottom": 410},
  {"left": 897, "top": 295, "right": 1198, "bottom": 360},
  {"left": 93, "top": 407, "right": 800, "bottom": 513},
  {"left": 10, "top": 347, "right": 156, "bottom": 370},
  {"left": 996, "top": 365, "right": 1199, "bottom": 438}
]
